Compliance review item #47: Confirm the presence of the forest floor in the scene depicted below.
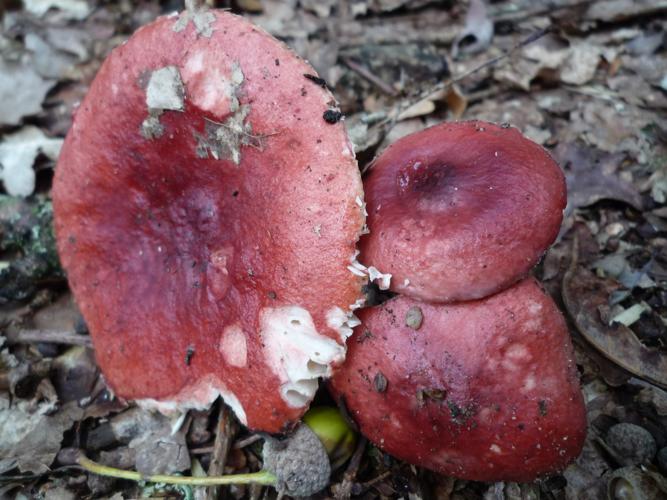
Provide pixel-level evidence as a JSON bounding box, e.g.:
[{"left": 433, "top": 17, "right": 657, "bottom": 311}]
[{"left": 1, "top": 0, "right": 666, "bottom": 498}]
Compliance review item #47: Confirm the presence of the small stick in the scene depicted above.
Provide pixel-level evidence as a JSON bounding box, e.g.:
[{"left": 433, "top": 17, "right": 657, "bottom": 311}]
[
  {"left": 206, "top": 404, "right": 237, "bottom": 500},
  {"left": 234, "top": 434, "right": 262, "bottom": 449},
  {"left": 78, "top": 453, "right": 276, "bottom": 487},
  {"left": 333, "top": 436, "right": 367, "bottom": 499},
  {"left": 368, "top": 26, "right": 552, "bottom": 153},
  {"left": 5, "top": 329, "right": 92, "bottom": 347},
  {"left": 342, "top": 58, "right": 398, "bottom": 96},
  {"left": 191, "top": 446, "right": 215, "bottom": 455}
]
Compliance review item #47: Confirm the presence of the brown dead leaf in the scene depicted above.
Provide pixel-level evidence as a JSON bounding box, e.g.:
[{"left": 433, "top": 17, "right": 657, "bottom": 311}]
[
  {"left": 132, "top": 426, "right": 191, "bottom": 476},
  {"left": 337, "top": 8, "right": 459, "bottom": 46},
  {"left": 0, "top": 337, "right": 29, "bottom": 394},
  {"left": 637, "top": 385, "right": 667, "bottom": 417},
  {"left": 607, "top": 74, "right": 667, "bottom": 109},
  {"left": 584, "top": 0, "right": 667, "bottom": 23},
  {"left": 563, "top": 438, "right": 611, "bottom": 500},
  {"left": 560, "top": 43, "right": 603, "bottom": 85},
  {"left": 552, "top": 142, "right": 643, "bottom": 211},
  {"left": 451, "top": 0, "right": 494, "bottom": 59},
  {"left": 0, "top": 397, "right": 83, "bottom": 474},
  {"left": 0, "top": 59, "right": 55, "bottom": 126},
  {"left": 468, "top": 97, "right": 545, "bottom": 132},
  {"left": 445, "top": 85, "right": 467, "bottom": 120},
  {"left": 563, "top": 230, "right": 667, "bottom": 388},
  {"left": 52, "top": 346, "right": 98, "bottom": 403}
]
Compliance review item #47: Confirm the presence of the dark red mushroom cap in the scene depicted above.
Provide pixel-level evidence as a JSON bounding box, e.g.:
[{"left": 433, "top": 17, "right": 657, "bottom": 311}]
[
  {"left": 360, "top": 121, "right": 566, "bottom": 303},
  {"left": 330, "top": 278, "right": 586, "bottom": 482},
  {"left": 52, "top": 11, "right": 365, "bottom": 432}
]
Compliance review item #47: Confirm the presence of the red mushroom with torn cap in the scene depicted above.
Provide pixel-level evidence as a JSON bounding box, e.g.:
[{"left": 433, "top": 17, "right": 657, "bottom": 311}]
[
  {"left": 330, "top": 278, "right": 587, "bottom": 482},
  {"left": 359, "top": 121, "right": 566, "bottom": 302},
  {"left": 52, "top": 9, "right": 365, "bottom": 433}
]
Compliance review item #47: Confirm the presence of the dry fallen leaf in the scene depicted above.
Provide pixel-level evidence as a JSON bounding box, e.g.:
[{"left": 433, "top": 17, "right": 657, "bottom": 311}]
[
  {"left": 128, "top": 411, "right": 192, "bottom": 475},
  {"left": 560, "top": 43, "right": 603, "bottom": 85},
  {"left": 552, "top": 141, "right": 643, "bottom": 211},
  {"left": 451, "top": 0, "right": 493, "bottom": 59},
  {"left": 22, "top": 0, "right": 91, "bottom": 20},
  {"left": 584, "top": 0, "right": 667, "bottom": 23},
  {"left": 563, "top": 230, "right": 667, "bottom": 388},
  {"left": 0, "top": 126, "right": 63, "bottom": 197},
  {"left": 0, "top": 397, "right": 83, "bottom": 474},
  {"left": 0, "top": 59, "right": 55, "bottom": 126}
]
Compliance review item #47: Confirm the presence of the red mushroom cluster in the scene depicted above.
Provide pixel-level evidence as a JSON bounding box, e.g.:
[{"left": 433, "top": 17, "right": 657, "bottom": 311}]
[
  {"left": 52, "top": 4, "right": 586, "bottom": 486},
  {"left": 330, "top": 121, "right": 587, "bottom": 481}
]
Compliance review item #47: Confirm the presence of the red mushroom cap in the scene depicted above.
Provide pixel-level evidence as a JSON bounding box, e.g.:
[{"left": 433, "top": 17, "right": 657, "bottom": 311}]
[
  {"left": 52, "top": 11, "right": 365, "bottom": 433},
  {"left": 360, "top": 121, "right": 566, "bottom": 302},
  {"left": 330, "top": 278, "right": 586, "bottom": 482}
]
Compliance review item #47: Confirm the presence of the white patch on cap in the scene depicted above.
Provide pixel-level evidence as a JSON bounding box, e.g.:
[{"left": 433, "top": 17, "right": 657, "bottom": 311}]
[
  {"left": 220, "top": 324, "right": 247, "bottom": 367},
  {"left": 146, "top": 66, "right": 185, "bottom": 112},
  {"left": 501, "top": 343, "right": 532, "bottom": 372},
  {"left": 489, "top": 444, "right": 502, "bottom": 454},
  {"left": 182, "top": 54, "right": 244, "bottom": 116},
  {"left": 477, "top": 407, "right": 494, "bottom": 424},
  {"left": 522, "top": 374, "right": 537, "bottom": 393},
  {"left": 527, "top": 300, "right": 543, "bottom": 314},
  {"left": 207, "top": 246, "right": 233, "bottom": 296},
  {"left": 506, "top": 344, "right": 530, "bottom": 361},
  {"left": 524, "top": 300, "right": 544, "bottom": 330},
  {"left": 135, "top": 375, "right": 247, "bottom": 425},
  {"left": 326, "top": 306, "right": 361, "bottom": 342},
  {"left": 260, "top": 306, "right": 345, "bottom": 408}
]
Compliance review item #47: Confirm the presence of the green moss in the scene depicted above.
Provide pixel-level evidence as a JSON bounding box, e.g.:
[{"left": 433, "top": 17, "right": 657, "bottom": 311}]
[{"left": 0, "top": 195, "right": 63, "bottom": 303}]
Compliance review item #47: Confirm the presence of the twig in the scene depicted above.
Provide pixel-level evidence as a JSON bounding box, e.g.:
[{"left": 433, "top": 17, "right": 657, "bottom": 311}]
[
  {"left": 205, "top": 404, "right": 237, "bottom": 500},
  {"left": 332, "top": 436, "right": 367, "bottom": 499},
  {"left": 490, "top": 0, "right": 594, "bottom": 24},
  {"left": 191, "top": 446, "right": 215, "bottom": 455},
  {"left": 0, "top": 466, "right": 83, "bottom": 484},
  {"left": 367, "top": 26, "right": 553, "bottom": 157},
  {"left": 360, "top": 471, "right": 391, "bottom": 489},
  {"left": 78, "top": 453, "right": 276, "bottom": 487},
  {"left": 341, "top": 58, "right": 398, "bottom": 96},
  {"left": 445, "top": 27, "right": 550, "bottom": 90},
  {"left": 234, "top": 434, "right": 262, "bottom": 449},
  {"left": 5, "top": 329, "right": 92, "bottom": 347}
]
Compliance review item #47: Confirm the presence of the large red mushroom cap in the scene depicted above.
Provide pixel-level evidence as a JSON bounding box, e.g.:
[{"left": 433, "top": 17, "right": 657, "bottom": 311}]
[
  {"left": 330, "top": 278, "right": 586, "bottom": 482},
  {"left": 360, "top": 121, "right": 566, "bottom": 302},
  {"left": 52, "top": 10, "right": 365, "bottom": 433}
]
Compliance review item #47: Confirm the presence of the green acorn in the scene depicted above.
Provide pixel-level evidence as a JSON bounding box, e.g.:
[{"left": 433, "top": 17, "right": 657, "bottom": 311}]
[{"left": 303, "top": 406, "right": 358, "bottom": 469}]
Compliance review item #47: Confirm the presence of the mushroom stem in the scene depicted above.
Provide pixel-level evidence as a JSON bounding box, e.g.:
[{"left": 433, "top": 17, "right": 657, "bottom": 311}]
[{"left": 78, "top": 454, "right": 277, "bottom": 487}]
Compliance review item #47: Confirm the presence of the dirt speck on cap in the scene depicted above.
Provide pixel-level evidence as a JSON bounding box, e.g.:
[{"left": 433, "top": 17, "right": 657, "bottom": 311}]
[
  {"left": 140, "top": 112, "right": 164, "bottom": 139},
  {"left": 145, "top": 66, "right": 184, "bottom": 112},
  {"left": 405, "top": 306, "right": 423, "bottom": 330}
]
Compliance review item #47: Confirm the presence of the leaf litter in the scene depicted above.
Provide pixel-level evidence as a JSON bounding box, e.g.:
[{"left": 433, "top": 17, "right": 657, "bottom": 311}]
[{"left": 1, "top": 0, "right": 667, "bottom": 498}]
